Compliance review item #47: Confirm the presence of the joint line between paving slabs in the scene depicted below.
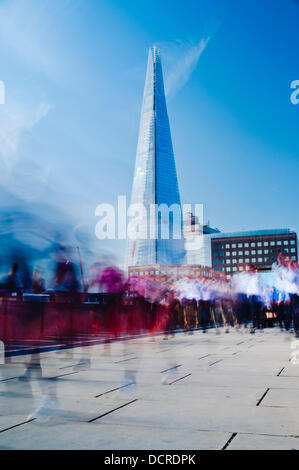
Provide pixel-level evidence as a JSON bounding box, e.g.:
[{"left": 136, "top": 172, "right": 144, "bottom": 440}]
[
  {"left": 0, "top": 376, "right": 20, "bottom": 382},
  {"left": 256, "top": 388, "right": 270, "bottom": 406},
  {"left": 221, "top": 433, "right": 237, "bottom": 450},
  {"left": 277, "top": 367, "right": 284, "bottom": 376},
  {"left": 168, "top": 373, "right": 192, "bottom": 385},
  {"left": 160, "top": 364, "right": 182, "bottom": 373},
  {"left": 198, "top": 354, "right": 210, "bottom": 360},
  {"left": 95, "top": 382, "right": 135, "bottom": 398},
  {"left": 114, "top": 357, "right": 138, "bottom": 364},
  {"left": 156, "top": 348, "right": 171, "bottom": 354},
  {"left": 209, "top": 359, "right": 223, "bottom": 366},
  {"left": 52, "top": 371, "right": 80, "bottom": 379},
  {"left": 59, "top": 362, "right": 87, "bottom": 370},
  {"left": 88, "top": 399, "right": 138, "bottom": 423},
  {"left": 0, "top": 419, "right": 35, "bottom": 434}
]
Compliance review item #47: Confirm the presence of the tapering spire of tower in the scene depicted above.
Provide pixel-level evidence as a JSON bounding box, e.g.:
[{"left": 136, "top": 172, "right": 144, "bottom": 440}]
[{"left": 126, "top": 47, "right": 185, "bottom": 266}]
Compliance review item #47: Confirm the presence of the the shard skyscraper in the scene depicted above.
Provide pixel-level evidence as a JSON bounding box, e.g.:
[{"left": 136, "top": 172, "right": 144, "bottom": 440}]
[{"left": 126, "top": 46, "right": 185, "bottom": 267}]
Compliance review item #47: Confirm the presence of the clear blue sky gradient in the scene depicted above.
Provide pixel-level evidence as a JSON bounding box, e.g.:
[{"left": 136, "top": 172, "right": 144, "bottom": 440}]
[{"left": 0, "top": 0, "right": 298, "bottom": 264}]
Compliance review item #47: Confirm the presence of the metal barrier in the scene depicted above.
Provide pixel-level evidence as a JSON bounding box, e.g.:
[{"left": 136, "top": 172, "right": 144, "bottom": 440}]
[{"left": 0, "top": 293, "right": 168, "bottom": 344}]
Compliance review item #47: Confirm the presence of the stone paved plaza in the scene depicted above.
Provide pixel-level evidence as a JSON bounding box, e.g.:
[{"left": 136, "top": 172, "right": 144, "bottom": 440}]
[{"left": 0, "top": 328, "right": 298, "bottom": 450}]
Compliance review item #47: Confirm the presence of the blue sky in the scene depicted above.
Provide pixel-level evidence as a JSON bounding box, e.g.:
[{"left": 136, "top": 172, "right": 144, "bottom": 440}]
[{"left": 0, "top": 0, "right": 298, "bottom": 265}]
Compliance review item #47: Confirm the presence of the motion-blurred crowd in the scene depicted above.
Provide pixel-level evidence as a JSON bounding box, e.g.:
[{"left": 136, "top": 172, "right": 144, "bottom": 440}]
[{"left": 0, "top": 248, "right": 299, "bottom": 345}]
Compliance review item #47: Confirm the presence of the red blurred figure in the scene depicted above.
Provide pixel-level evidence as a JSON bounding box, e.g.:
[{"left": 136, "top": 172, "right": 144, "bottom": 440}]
[{"left": 0, "top": 262, "right": 23, "bottom": 297}]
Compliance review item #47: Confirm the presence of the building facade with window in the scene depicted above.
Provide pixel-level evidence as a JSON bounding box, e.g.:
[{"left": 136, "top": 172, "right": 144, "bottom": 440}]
[
  {"left": 126, "top": 46, "right": 185, "bottom": 267},
  {"left": 183, "top": 212, "right": 220, "bottom": 266},
  {"left": 128, "top": 264, "right": 226, "bottom": 283},
  {"left": 211, "top": 229, "right": 298, "bottom": 277}
]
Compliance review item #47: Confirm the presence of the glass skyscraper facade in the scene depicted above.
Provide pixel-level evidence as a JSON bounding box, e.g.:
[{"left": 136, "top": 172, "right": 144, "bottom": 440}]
[{"left": 126, "top": 46, "right": 186, "bottom": 266}]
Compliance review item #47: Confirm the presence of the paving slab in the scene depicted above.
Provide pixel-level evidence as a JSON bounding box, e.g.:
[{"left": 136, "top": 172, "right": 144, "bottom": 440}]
[
  {"left": 99, "top": 395, "right": 299, "bottom": 436},
  {"left": 0, "top": 328, "right": 298, "bottom": 449},
  {"left": 228, "top": 433, "right": 299, "bottom": 450},
  {"left": 261, "top": 388, "right": 299, "bottom": 408},
  {"left": 0, "top": 419, "right": 231, "bottom": 450}
]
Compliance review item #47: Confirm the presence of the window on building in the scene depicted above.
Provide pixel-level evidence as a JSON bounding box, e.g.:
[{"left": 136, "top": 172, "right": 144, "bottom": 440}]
[
  {"left": 245, "top": 258, "right": 250, "bottom": 263},
  {"left": 250, "top": 242, "right": 255, "bottom": 247},
  {"left": 232, "top": 267, "right": 237, "bottom": 272},
  {"left": 257, "top": 242, "right": 262, "bottom": 247},
  {"left": 251, "top": 250, "right": 256, "bottom": 255},
  {"left": 283, "top": 240, "right": 288, "bottom": 245},
  {"left": 238, "top": 251, "right": 243, "bottom": 256},
  {"left": 226, "top": 259, "right": 230, "bottom": 264},
  {"left": 226, "top": 252, "right": 230, "bottom": 256},
  {"left": 291, "top": 248, "right": 296, "bottom": 253},
  {"left": 270, "top": 241, "right": 275, "bottom": 246},
  {"left": 252, "top": 258, "right": 256, "bottom": 263},
  {"left": 225, "top": 244, "right": 230, "bottom": 248},
  {"left": 292, "top": 256, "right": 296, "bottom": 260},
  {"left": 290, "top": 240, "right": 295, "bottom": 245},
  {"left": 284, "top": 248, "right": 289, "bottom": 253},
  {"left": 258, "top": 258, "right": 263, "bottom": 262},
  {"left": 277, "top": 241, "right": 282, "bottom": 246},
  {"left": 232, "top": 243, "right": 236, "bottom": 248},
  {"left": 264, "top": 249, "right": 269, "bottom": 254},
  {"left": 238, "top": 243, "right": 243, "bottom": 248},
  {"left": 244, "top": 243, "right": 249, "bottom": 247},
  {"left": 264, "top": 242, "right": 269, "bottom": 246},
  {"left": 245, "top": 250, "right": 249, "bottom": 255},
  {"left": 232, "top": 259, "right": 237, "bottom": 264},
  {"left": 239, "top": 259, "right": 244, "bottom": 264},
  {"left": 232, "top": 251, "right": 237, "bottom": 256}
]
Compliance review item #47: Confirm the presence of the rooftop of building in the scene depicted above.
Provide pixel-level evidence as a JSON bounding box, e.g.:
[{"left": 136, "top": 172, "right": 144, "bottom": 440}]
[{"left": 210, "top": 228, "right": 296, "bottom": 240}]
